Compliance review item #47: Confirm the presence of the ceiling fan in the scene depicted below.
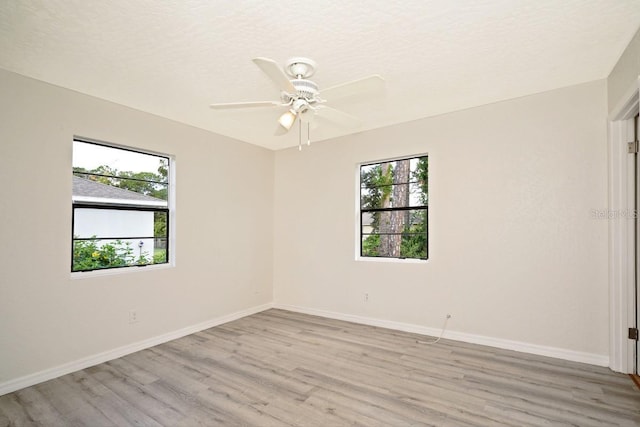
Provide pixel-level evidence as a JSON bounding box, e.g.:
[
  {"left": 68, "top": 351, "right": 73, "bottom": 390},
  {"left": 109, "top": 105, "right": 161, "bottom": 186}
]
[{"left": 209, "top": 57, "right": 384, "bottom": 145}]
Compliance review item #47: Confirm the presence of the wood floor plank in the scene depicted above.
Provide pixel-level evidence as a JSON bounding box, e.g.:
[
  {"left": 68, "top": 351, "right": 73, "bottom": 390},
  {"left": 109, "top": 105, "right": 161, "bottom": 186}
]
[
  {"left": 87, "top": 362, "right": 187, "bottom": 425},
  {"left": 0, "top": 392, "right": 38, "bottom": 427},
  {"left": 1, "top": 308, "right": 639, "bottom": 426},
  {"left": 6, "top": 387, "right": 67, "bottom": 426}
]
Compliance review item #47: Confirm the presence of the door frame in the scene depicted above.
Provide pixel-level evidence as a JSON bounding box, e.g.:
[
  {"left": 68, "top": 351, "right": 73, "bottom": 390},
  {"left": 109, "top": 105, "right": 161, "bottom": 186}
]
[{"left": 608, "top": 78, "right": 639, "bottom": 373}]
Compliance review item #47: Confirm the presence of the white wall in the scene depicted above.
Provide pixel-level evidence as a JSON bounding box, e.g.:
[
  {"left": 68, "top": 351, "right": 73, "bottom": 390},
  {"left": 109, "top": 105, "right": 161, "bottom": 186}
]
[
  {"left": 608, "top": 26, "right": 640, "bottom": 112},
  {"left": 0, "top": 66, "right": 613, "bottom": 390},
  {"left": 274, "top": 80, "right": 609, "bottom": 359},
  {"left": 0, "top": 69, "right": 274, "bottom": 386}
]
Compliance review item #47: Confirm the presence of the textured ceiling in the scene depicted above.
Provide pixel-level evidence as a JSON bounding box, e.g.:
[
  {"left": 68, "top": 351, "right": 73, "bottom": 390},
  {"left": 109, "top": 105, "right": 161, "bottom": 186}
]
[{"left": 1, "top": 0, "right": 639, "bottom": 150}]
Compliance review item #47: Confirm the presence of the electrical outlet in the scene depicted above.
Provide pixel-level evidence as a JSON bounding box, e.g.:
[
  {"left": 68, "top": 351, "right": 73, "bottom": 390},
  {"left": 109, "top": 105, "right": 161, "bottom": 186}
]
[
  {"left": 128, "top": 310, "right": 139, "bottom": 324},
  {"left": 364, "top": 293, "right": 369, "bottom": 302}
]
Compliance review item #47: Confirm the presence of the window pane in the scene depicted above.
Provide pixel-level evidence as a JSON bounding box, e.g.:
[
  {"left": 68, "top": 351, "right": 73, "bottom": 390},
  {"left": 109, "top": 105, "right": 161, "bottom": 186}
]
[
  {"left": 360, "top": 156, "right": 428, "bottom": 209},
  {"left": 361, "top": 208, "right": 427, "bottom": 259},
  {"left": 361, "top": 183, "right": 427, "bottom": 209},
  {"left": 362, "top": 209, "right": 427, "bottom": 235},
  {"left": 361, "top": 234, "right": 381, "bottom": 257},
  {"left": 153, "top": 237, "right": 168, "bottom": 264},
  {"left": 72, "top": 237, "right": 160, "bottom": 271},
  {"left": 73, "top": 141, "right": 168, "bottom": 180},
  {"left": 74, "top": 208, "right": 157, "bottom": 239},
  {"left": 73, "top": 141, "right": 169, "bottom": 203},
  {"left": 400, "top": 232, "right": 427, "bottom": 259},
  {"left": 409, "top": 182, "right": 427, "bottom": 206},
  {"left": 154, "top": 211, "right": 168, "bottom": 238},
  {"left": 361, "top": 231, "right": 427, "bottom": 259}
]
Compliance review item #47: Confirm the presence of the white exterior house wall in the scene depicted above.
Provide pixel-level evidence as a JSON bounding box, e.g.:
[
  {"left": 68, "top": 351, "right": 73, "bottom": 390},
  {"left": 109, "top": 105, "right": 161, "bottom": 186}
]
[{"left": 73, "top": 208, "right": 156, "bottom": 260}]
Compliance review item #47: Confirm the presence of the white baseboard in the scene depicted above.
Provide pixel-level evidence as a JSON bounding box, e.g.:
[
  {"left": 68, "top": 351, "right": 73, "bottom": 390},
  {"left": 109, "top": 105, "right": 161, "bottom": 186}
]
[
  {"left": 2, "top": 301, "right": 610, "bottom": 397},
  {"left": 0, "top": 303, "right": 273, "bottom": 396},
  {"left": 273, "top": 303, "right": 610, "bottom": 367}
]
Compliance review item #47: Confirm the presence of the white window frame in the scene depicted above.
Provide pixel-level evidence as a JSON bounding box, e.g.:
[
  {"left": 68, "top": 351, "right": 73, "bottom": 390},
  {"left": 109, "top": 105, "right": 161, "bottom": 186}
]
[{"left": 71, "top": 137, "right": 176, "bottom": 278}]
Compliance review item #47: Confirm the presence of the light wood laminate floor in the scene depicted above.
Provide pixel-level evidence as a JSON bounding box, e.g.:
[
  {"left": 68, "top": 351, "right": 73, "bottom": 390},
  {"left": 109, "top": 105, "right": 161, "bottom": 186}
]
[{"left": 1, "top": 309, "right": 639, "bottom": 426}]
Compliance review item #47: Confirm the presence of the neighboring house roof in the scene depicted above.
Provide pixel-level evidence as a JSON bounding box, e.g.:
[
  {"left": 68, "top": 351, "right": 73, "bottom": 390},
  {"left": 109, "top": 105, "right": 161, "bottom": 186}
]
[{"left": 72, "top": 175, "right": 167, "bottom": 207}]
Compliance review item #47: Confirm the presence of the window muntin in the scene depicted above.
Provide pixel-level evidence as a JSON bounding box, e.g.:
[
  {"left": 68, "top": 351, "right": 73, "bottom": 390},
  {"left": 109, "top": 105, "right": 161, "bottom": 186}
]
[
  {"left": 72, "top": 139, "right": 170, "bottom": 272},
  {"left": 359, "top": 156, "right": 428, "bottom": 260}
]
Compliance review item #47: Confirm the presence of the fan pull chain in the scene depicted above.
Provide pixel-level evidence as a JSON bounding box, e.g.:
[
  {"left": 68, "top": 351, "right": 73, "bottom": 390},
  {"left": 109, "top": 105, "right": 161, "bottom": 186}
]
[{"left": 296, "top": 118, "right": 311, "bottom": 152}]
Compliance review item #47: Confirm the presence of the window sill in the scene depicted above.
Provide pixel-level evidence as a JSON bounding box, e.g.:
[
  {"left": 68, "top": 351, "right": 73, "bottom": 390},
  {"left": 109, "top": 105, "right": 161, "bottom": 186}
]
[{"left": 70, "top": 262, "right": 173, "bottom": 280}]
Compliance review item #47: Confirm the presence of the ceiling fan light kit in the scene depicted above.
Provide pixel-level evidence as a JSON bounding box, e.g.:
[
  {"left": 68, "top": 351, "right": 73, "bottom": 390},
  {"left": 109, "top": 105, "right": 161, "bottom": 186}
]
[
  {"left": 278, "top": 110, "right": 296, "bottom": 130},
  {"left": 209, "top": 56, "right": 384, "bottom": 150}
]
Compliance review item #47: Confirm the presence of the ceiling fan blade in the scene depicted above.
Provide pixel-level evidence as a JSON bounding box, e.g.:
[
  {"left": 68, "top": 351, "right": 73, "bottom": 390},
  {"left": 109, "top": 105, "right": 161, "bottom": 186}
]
[
  {"left": 315, "top": 106, "right": 362, "bottom": 128},
  {"left": 210, "top": 101, "right": 283, "bottom": 110},
  {"left": 321, "top": 75, "right": 385, "bottom": 101},
  {"left": 253, "top": 57, "right": 297, "bottom": 93}
]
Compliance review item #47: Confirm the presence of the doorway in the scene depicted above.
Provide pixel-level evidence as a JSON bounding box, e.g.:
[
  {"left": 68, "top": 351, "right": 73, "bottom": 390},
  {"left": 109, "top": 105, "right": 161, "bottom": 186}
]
[{"left": 608, "top": 85, "right": 639, "bottom": 374}]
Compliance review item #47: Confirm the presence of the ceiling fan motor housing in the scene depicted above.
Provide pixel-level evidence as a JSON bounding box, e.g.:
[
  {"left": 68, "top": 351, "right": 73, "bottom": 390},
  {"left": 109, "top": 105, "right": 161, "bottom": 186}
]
[{"left": 291, "top": 79, "right": 319, "bottom": 102}]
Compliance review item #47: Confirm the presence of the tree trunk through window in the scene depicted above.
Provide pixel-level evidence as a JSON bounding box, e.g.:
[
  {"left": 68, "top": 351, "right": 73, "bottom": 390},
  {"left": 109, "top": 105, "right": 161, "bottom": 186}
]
[
  {"left": 378, "top": 160, "right": 410, "bottom": 257},
  {"left": 390, "top": 159, "right": 410, "bottom": 256},
  {"left": 379, "top": 162, "right": 393, "bottom": 256}
]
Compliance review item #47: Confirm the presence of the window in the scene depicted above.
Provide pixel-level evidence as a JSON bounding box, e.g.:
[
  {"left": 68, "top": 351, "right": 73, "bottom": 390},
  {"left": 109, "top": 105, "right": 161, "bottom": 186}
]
[
  {"left": 359, "top": 155, "right": 428, "bottom": 260},
  {"left": 72, "top": 139, "right": 171, "bottom": 272}
]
